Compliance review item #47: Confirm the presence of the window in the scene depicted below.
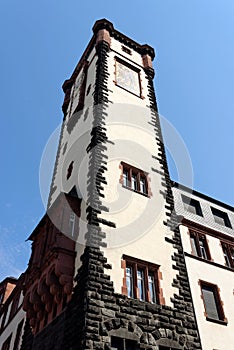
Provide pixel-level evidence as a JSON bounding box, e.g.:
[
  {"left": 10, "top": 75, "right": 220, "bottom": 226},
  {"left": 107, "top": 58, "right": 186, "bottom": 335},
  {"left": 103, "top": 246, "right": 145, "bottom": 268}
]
[
  {"left": 200, "top": 282, "right": 225, "bottom": 322},
  {"left": 181, "top": 194, "right": 203, "bottom": 216},
  {"left": 221, "top": 242, "right": 234, "bottom": 268},
  {"left": 123, "top": 256, "right": 159, "bottom": 303},
  {"left": 189, "top": 231, "right": 210, "bottom": 260},
  {"left": 121, "top": 46, "right": 132, "bottom": 55},
  {"left": 69, "top": 212, "right": 76, "bottom": 237},
  {"left": 72, "top": 62, "right": 88, "bottom": 114},
  {"left": 211, "top": 207, "right": 232, "bottom": 228},
  {"left": 115, "top": 58, "right": 141, "bottom": 96},
  {"left": 111, "top": 337, "right": 138, "bottom": 350},
  {"left": 121, "top": 162, "right": 148, "bottom": 196}
]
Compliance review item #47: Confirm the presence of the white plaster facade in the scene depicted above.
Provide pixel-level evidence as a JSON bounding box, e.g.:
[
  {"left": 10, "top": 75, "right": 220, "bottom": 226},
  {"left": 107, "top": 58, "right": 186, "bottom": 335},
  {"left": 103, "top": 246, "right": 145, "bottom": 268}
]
[{"left": 173, "top": 183, "right": 234, "bottom": 350}]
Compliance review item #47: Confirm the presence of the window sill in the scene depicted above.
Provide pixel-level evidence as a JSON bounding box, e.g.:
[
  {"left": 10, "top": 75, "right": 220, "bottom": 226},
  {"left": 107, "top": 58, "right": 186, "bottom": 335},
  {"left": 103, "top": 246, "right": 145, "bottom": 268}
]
[
  {"left": 206, "top": 317, "right": 228, "bottom": 326},
  {"left": 122, "top": 185, "right": 149, "bottom": 197}
]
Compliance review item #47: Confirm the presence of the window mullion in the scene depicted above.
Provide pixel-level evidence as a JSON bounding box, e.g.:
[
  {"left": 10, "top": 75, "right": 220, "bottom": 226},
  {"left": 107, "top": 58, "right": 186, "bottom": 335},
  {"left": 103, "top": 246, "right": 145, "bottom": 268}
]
[
  {"left": 195, "top": 234, "right": 202, "bottom": 257},
  {"left": 137, "top": 171, "right": 141, "bottom": 192},
  {"left": 145, "top": 267, "right": 149, "bottom": 302},
  {"left": 129, "top": 168, "right": 132, "bottom": 188},
  {"left": 133, "top": 263, "right": 138, "bottom": 298}
]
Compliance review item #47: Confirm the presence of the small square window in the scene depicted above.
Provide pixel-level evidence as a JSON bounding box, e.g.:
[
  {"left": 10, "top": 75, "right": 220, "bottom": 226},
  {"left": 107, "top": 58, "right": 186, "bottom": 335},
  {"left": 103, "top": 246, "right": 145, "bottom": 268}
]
[
  {"left": 211, "top": 207, "right": 232, "bottom": 228},
  {"left": 181, "top": 194, "right": 203, "bottom": 216},
  {"left": 121, "top": 162, "right": 148, "bottom": 196},
  {"left": 200, "top": 282, "right": 225, "bottom": 322},
  {"left": 121, "top": 46, "right": 132, "bottom": 55}
]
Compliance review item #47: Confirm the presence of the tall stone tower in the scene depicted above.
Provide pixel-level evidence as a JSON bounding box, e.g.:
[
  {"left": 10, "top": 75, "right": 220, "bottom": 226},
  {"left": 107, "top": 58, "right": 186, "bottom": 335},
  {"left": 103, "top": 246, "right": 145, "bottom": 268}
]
[{"left": 22, "top": 19, "right": 202, "bottom": 350}]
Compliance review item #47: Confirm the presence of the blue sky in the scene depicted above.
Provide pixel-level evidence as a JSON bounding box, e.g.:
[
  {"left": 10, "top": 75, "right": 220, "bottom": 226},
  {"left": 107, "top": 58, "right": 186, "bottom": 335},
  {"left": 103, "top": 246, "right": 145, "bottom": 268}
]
[{"left": 1, "top": 1, "right": 234, "bottom": 280}]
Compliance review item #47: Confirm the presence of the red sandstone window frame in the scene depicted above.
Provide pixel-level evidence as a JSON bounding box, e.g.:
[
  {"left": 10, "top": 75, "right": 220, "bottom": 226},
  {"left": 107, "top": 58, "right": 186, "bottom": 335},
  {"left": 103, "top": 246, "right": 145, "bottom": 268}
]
[
  {"left": 122, "top": 255, "right": 160, "bottom": 304},
  {"left": 189, "top": 230, "right": 211, "bottom": 261},
  {"left": 120, "top": 162, "right": 149, "bottom": 197},
  {"left": 221, "top": 241, "right": 234, "bottom": 268},
  {"left": 199, "top": 280, "right": 227, "bottom": 324}
]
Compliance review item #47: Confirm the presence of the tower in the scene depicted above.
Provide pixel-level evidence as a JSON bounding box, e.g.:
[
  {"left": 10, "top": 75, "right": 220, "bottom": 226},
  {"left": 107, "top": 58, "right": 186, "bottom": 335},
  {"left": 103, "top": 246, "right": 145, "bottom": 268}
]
[{"left": 21, "top": 19, "right": 202, "bottom": 350}]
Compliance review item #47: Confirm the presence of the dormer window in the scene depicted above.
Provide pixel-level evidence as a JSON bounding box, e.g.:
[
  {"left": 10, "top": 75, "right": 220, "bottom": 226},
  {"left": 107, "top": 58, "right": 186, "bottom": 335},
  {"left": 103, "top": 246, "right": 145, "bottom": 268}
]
[
  {"left": 211, "top": 207, "right": 232, "bottom": 228},
  {"left": 181, "top": 194, "right": 203, "bottom": 216}
]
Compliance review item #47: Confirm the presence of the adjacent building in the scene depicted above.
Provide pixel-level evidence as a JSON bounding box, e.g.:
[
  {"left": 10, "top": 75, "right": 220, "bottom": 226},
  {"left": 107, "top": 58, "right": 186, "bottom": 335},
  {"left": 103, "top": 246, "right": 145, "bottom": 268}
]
[
  {"left": 0, "top": 275, "right": 26, "bottom": 350},
  {"left": 0, "top": 19, "right": 233, "bottom": 350},
  {"left": 173, "top": 182, "right": 234, "bottom": 349}
]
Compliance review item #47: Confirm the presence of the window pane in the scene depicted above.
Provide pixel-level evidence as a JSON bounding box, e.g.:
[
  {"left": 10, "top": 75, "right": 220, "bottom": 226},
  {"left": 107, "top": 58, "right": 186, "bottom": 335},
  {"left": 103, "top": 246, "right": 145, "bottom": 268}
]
[
  {"left": 222, "top": 245, "right": 231, "bottom": 267},
  {"left": 131, "top": 173, "right": 137, "bottom": 191},
  {"left": 137, "top": 269, "right": 145, "bottom": 301},
  {"left": 69, "top": 212, "right": 76, "bottom": 237},
  {"left": 230, "top": 248, "right": 234, "bottom": 267},
  {"left": 199, "top": 238, "right": 208, "bottom": 259},
  {"left": 126, "top": 339, "right": 137, "bottom": 350},
  {"left": 190, "top": 235, "right": 198, "bottom": 256},
  {"left": 140, "top": 176, "right": 147, "bottom": 194},
  {"left": 148, "top": 272, "right": 156, "bottom": 303},
  {"left": 123, "top": 169, "right": 129, "bottom": 187},
  {"left": 126, "top": 266, "right": 134, "bottom": 298},
  {"left": 181, "top": 195, "right": 203, "bottom": 216},
  {"left": 202, "top": 285, "right": 220, "bottom": 320},
  {"left": 111, "top": 337, "right": 123, "bottom": 350},
  {"left": 211, "top": 207, "right": 232, "bottom": 228}
]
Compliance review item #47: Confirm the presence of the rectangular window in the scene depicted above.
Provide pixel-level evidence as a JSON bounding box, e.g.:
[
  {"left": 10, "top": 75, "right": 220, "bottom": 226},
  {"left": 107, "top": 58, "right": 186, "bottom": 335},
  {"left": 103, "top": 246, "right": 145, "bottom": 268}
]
[
  {"left": 201, "top": 282, "right": 225, "bottom": 322},
  {"left": 124, "top": 256, "right": 159, "bottom": 303},
  {"left": 137, "top": 269, "right": 145, "bottom": 301},
  {"left": 115, "top": 58, "right": 141, "bottom": 97},
  {"left": 189, "top": 231, "right": 210, "bottom": 260},
  {"left": 211, "top": 207, "right": 232, "bottom": 228},
  {"left": 121, "top": 46, "right": 132, "bottom": 55},
  {"left": 111, "top": 337, "right": 138, "bottom": 350},
  {"left": 148, "top": 272, "right": 157, "bottom": 303},
  {"left": 126, "top": 266, "right": 134, "bottom": 298},
  {"left": 121, "top": 162, "right": 148, "bottom": 196},
  {"left": 181, "top": 194, "right": 203, "bottom": 216},
  {"left": 221, "top": 242, "right": 234, "bottom": 268},
  {"left": 69, "top": 212, "right": 76, "bottom": 237}
]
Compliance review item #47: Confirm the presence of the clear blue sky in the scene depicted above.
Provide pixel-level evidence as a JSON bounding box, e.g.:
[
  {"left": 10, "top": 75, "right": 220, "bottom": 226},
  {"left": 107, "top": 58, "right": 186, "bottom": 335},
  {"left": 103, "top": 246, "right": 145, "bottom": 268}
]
[{"left": 1, "top": 1, "right": 234, "bottom": 280}]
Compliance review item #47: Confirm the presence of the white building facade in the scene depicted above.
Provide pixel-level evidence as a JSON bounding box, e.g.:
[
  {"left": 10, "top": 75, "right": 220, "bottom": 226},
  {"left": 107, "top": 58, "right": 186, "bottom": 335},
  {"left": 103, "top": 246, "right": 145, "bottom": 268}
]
[{"left": 173, "top": 182, "right": 234, "bottom": 350}]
